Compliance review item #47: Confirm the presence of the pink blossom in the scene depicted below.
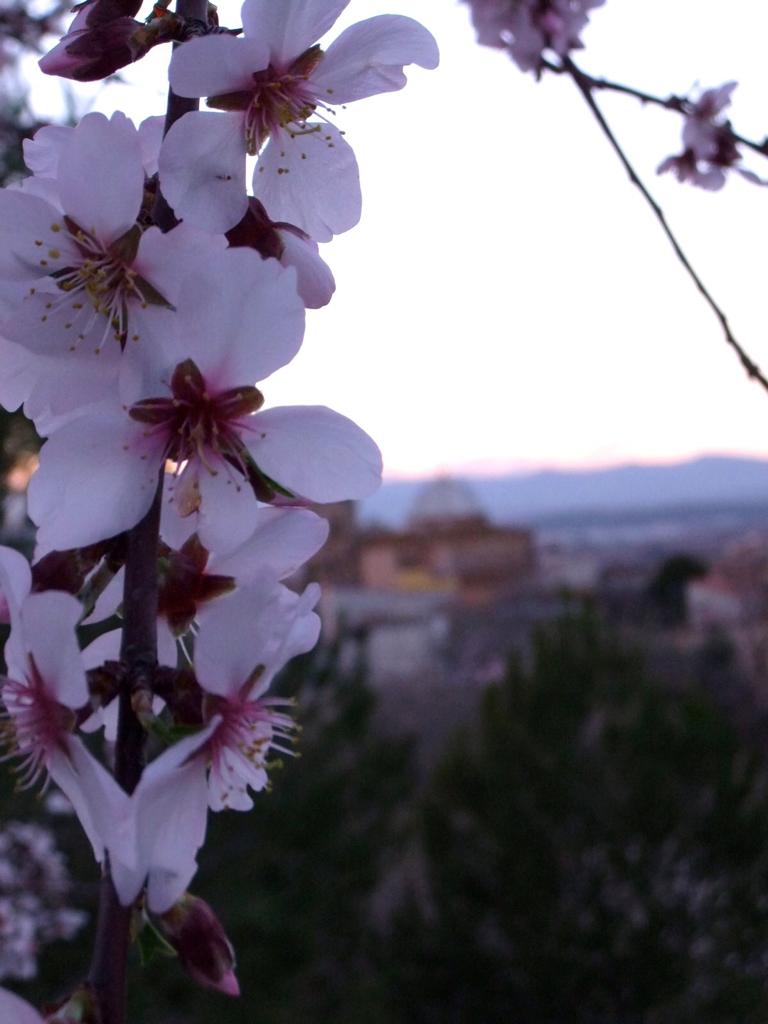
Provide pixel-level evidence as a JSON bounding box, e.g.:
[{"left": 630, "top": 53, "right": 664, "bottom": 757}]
[
  {"left": 84, "top": 507, "right": 330, "bottom": 660},
  {"left": 109, "top": 582, "right": 319, "bottom": 911},
  {"left": 29, "top": 250, "right": 381, "bottom": 552},
  {"left": 0, "top": 591, "right": 129, "bottom": 864},
  {"left": 227, "top": 198, "right": 335, "bottom": 308},
  {"left": 657, "top": 82, "right": 766, "bottom": 190},
  {"left": 0, "top": 112, "right": 226, "bottom": 426},
  {"left": 464, "top": 0, "right": 604, "bottom": 73},
  {"left": 159, "top": 0, "right": 439, "bottom": 238},
  {"left": 193, "top": 582, "right": 320, "bottom": 811}
]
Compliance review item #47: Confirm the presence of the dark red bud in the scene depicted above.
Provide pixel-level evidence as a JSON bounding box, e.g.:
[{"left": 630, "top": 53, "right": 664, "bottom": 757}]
[
  {"left": 73, "top": 0, "right": 143, "bottom": 27},
  {"left": 158, "top": 895, "right": 240, "bottom": 997}
]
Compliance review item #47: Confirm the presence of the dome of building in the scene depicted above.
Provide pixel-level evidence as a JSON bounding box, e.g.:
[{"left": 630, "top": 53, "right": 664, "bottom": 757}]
[{"left": 408, "top": 476, "right": 487, "bottom": 528}]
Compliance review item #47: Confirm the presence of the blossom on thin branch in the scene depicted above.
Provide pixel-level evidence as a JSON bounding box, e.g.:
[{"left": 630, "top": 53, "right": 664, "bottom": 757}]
[
  {"left": 464, "top": 0, "right": 604, "bottom": 73},
  {"left": 0, "top": 0, "right": 439, "bottom": 1016},
  {"left": 159, "top": 0, "right": 440, "bottom": 237},
  {"left": 657, "top": 81, "right": 767, "bottom": 190}
]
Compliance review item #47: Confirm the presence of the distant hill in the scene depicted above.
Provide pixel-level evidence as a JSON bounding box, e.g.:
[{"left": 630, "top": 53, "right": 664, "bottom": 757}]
[{"left": 360, "top": 456, "right": 768, "bottom": 529}]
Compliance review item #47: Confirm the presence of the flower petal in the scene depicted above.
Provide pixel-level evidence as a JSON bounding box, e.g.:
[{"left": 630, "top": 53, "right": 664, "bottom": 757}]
[
  {"left": 0, "top": 189, "right": 79, "bottom": 283},
  {"left": 277, "top": 227, "right": 335, "bottom": 308},
  {"left": 159, "top": 111, "right": 247, "bottom": 233},
  {"left": 242, "top": 0, "right": 349, "bottom": 64},
  {"left": 169, "top": 246, "right": 304, "bottom": 386},
  {"left": 18, "top": 591, "right": 86, "bottom": 709},
  {"left": 212, "top": 506, "right": 329, "bottom": 578},
  {"left": 247, "top": 405, "right": 382, "bottom": 502},
  {"left": 0, "top": 546, "right": 32, "bottom": 674},
  {"left": 253, "top": 123, "right": 360, "bottom": 241},
  {"left": 170, "top": 33, "right": 266, "bottom": 97},
  {"left": 81, "top": 621, "right": 122, "bottom": 658},
  {"left": 112, "top": 722, "right": 216, "bottom": 911},
  {"left": 23, "top": 124, "right": 73, "bottom": 177},
  {"left": 28, "top": 413, "right": 162, "bottom": 551},
  {"left": 0, "top": 987, "right": 44, "bottom": 1024},
  {"left": 0, "top": 337, "right": 42, "bottom": 413},
  {"left": 194, "top": 582, "right": 315, "bottom": 697},
  {"left": 138, "top": 115, "right": 165, "bottom": 176},
  {"left": 312, "top": 15, "right": 439, "bottom": 103},
  {"left": 49, "top": 736, "right": 130, "bottom": 863},
  {"left": 57, "top": 112, "right": 144, "bottom": 245},
  {"left": 190, "top": 455, "right": 268, "bottom": 553},
  {"left": 22, "top": 347, "right": 120, "bottom": 435},
  {"left": 0, "top": 544, "right": 31, "bottom": 623}
]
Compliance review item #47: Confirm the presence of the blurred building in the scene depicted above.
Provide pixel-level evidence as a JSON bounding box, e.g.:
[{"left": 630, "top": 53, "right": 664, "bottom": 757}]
[
  {"left": 310, "top": 477, "right": 538, "bottom": 698},
  {"left": 683, "top": 533, "right": 768, "bottom": 696},
  {"left": 357, "top": 477, "right": 535, "bottom": 605},
  {"left": 686, "top": 533, "right": 768, "bottom": 630}
]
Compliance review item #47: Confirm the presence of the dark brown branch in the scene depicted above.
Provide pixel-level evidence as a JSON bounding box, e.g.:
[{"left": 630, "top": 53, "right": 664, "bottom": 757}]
[
  {"left": 87, "top": 2, "right": 210, "bottom": 1021},
  {"left": 560, "top": 55, "right": 768, "bottom": 396},
  {"left": 542, "top": 57, "right": 768, "bottom": 158},
  {"left": 87, "top": 476, "right": 163, "bottom": 1024}
]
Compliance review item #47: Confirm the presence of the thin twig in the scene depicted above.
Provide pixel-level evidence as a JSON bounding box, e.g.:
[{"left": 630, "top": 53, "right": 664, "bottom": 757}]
[
  {"left": 542, "top": 58, "right": 768, "bottom": 158},
  {"left": 560, "top": 55, "right": 768, "bottom": 396}
]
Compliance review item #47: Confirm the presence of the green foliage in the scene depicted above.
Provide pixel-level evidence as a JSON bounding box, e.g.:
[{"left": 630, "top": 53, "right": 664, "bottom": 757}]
[{"left": 388, "top": 613, "right": 768, "bottom": 1023}]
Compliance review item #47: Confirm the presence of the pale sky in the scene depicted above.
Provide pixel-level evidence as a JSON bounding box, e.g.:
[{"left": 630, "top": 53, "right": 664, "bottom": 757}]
[{"left": 24, "top": 0, "right": 768, "bottom": 479}]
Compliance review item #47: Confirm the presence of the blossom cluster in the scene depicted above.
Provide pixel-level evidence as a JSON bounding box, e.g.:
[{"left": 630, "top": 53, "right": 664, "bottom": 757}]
[
  {"left": 657, "top": 82, "right": 765, "bottom": 191},
  {"left": 463, "top": 0, "right": 604, "bottom": 73},
  {"left": 0, "top": 0, "right": 438, "bottom": 1010},
  {"left": 464, "top": 2, "right": 765, "bottom": 195}
]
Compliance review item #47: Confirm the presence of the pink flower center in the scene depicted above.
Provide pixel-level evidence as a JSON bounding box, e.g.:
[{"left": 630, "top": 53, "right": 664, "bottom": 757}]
[
  {"left": 204, "top": 688, "right": 295, "bottom": 809},
  {"left": 39, "top": 218, "right": 166, "bottom": 353},
  {"left": 129, "top": 357, "right": 265, "bottom": 490},
  {"left": 209, "top": 46, "right": 325, "bottom": 155},
  {"left": 1, "top": 657, "right": 74, "bottom": 790}
]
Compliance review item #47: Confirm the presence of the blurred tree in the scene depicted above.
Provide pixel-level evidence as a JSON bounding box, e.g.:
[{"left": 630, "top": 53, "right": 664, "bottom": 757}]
[
  {"left": 386, "top": 614, "right": 768, "bottom": 1024},
  {"left": 647, "top": 553, "right": 709, "bottom": 627}
]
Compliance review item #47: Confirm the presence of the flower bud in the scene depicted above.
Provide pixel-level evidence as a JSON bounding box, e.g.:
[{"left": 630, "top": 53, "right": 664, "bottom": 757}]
[
  {"left": 39, "top": 3, "right": 182, "bottom": 82},
  {"left": 39, "top": 16, "right": 142, "bottom": 81},
  {"left": 158, "top": 895, "right": 240, "bottom": 997}
]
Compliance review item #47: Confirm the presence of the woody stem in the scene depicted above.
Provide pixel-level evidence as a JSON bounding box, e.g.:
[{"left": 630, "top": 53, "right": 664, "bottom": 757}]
[{"left": 86, "top": 2, "right": 209, "bottom": 1021}]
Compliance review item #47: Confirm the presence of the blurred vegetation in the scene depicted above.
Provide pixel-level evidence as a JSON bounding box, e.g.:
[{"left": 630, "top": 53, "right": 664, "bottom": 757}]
[
  {"left": 17, "top": 613, "right": 768, "bottom": 1023},
  {"left": 647, "top": 553, "right": 709, "bottom": 627},
  {"left": 385, "top": 615, "right": 768, "bottom": 1023}
]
